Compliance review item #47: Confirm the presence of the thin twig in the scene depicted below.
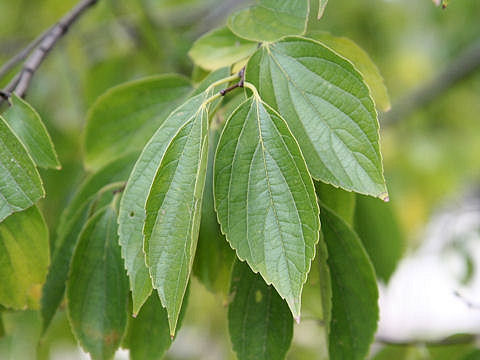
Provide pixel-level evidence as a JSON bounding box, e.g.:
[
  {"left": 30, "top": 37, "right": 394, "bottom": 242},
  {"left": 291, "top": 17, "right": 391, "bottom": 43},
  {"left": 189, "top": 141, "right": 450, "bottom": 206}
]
[
  {"left": 220, "top": 67, "right": 245, "bottom": 96},
  {"left": 0, "top": 0, "right": 100, "bottom": 107}
]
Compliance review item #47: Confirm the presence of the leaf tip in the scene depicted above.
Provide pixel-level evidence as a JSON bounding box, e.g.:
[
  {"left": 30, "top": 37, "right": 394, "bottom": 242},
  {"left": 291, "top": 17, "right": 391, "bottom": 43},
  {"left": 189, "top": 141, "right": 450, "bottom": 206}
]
[
  {"left": 294, "top": 315, "right": 301, "bottom": 324},
  {"left": 380, "top": 192, "right": 390, "bottom": 202}
]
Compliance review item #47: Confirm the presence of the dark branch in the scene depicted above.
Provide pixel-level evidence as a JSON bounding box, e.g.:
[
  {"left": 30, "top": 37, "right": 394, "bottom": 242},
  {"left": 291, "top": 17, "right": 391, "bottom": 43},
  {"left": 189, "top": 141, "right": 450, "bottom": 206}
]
[
  {"left": 382, "top": 39, "right": 480, "bottom": 126},
  {"left": 376, "top": 334, "right": 477, "bottom": 347},
  {"left": 0, "top": 0, "right": 100, "bottom": 107},
  {"left": 220, "top": 67, "right": 245, "bottom": 97}
]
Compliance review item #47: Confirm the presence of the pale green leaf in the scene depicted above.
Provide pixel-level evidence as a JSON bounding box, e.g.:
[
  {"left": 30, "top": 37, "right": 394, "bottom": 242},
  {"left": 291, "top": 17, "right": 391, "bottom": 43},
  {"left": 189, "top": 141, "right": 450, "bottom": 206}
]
[
  {"left": 227, "top": 0, "right": 309, "bottom": 42},
  {"left": 246, "top": 36, "right": 388, "bottom": 199},
  {"left": 193, "top": 127, "right": 235, "bottom": 294},
  {"left": 84, "top": 74, "right": 192, "bottom": 170},
  {"left": 0, "top": 116, "right": 44, "bottom": 222},
  {"left": 0, "top": 206, "right": 49, "bottom": 309},
  {"left": 67, "top": 205, "right": 128, "bottom": 360},
  {"left": 354, "top": 195, "right": 404, "bottom": 282},
  {"left": 320, "top": 204, "right": 378, "bottom": 360},
  {"left": 118, "top": 84, "right": 224, "bottom": 315},
  {"left": 4, "top": 94, "right": 60, "bottom": 169},
  {"left": 318, "top": 0, "right": 328, "bottom": 19},
  {"left": 188, "top": 27, "right": 257, "bottom": 71},
  {"left": 315, "top": 181, "right": 356, "bottom": 225},
  {"left": 214, "top": 96, "right": 319, "bottom": 319},
  {"left": 228, "top": 260, "right": 293, "bottom": 360},
  {"left": 41, "top": 181, "right": 125, "bottom": 333},
  {"left": 144, "top": 100, "right": 208, "bottom": 336},
  {"left": 308, "top": 31, "right": 391, "bottom": 111}
]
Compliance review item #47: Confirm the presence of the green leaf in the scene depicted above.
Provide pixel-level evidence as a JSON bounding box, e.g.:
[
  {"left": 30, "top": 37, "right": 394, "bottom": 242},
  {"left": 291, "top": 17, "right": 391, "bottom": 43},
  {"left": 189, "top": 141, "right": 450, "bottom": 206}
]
[
  {"left": 0, "top": 206, "right": 49, "bottom": 309},
  {"left": 320, "top": 204, "right": 378, "bottom": 360},
  {"left": 228, "top": 260, "right": 293, "bottom": 360},
  {"left": 315, "top": 181, "right": 356, "bottom": 225},
  {"left": 143, "top": 98, "right": 208, "bottom": 336},
  {"left": 118, "top": 94, "right": 207, "bottom": 316},
  {"left": 354, "top": 195, "right": 404, "bottom": 282},
  {"left": 246, "top": 36, "right": 388, "bottom": 199},
  {"left": 124, "top": 288, "right": 189, "bottom": 360},
  {"left": 0, "top": 116, "right": 44, "bottom": 222},
  {"left": 3, "top": 94, "right": 60, "bottom": 169},
  {"left": 214, "top": 96, "right": 319, "bottom": 319},
  {"left": 84, "top": 74, "right": 192, "bottom": 170},
  {"left": 188, "top": 27, "right": 257, "bottom": 71},
  {"left": 67, "top": 205, "right": 128, "bottom": 360},
  {"left": 227, "top": 0, "right": 309, "bottom": 42},
  {"left": 307, "top": 31, "right": 391, "bottom": 111},
  {"left": 41, "top": 182, "right": 123, "bottom": 333},
  {"left": 193, "top": 127, "right": 235, "bottom": 294}
]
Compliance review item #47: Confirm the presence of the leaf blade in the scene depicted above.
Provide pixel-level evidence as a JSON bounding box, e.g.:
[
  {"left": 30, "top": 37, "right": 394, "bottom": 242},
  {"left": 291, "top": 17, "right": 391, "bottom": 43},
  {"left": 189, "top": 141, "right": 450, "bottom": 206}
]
[
  {"left": 214, "top": 96, "right": 319, "bottom": 319},
  {"left": 4, "top": 94, "right": 60, "bottom": 169},
  {"left": 246, "top": 36, "right": 388, "bottom": 199}
]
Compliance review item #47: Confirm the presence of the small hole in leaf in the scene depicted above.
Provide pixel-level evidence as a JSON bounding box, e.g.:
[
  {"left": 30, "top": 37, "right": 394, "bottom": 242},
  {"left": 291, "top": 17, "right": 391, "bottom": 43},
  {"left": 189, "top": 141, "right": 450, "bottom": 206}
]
[{"left": 129, "top": 211, "right": 135, "bottom": 218}]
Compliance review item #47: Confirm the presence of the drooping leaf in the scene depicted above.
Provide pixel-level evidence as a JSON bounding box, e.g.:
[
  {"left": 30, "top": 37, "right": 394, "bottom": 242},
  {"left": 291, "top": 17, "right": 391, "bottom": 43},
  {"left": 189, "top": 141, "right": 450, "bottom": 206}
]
[
  {"left": 143, "top": 99, "right": 208, "bottom": 336},
  {"left": 193, "top": 127, "right": 235, "bottom": 294},
  {"left": 246, "top": 36, "right": 388, "bottom": 199},
  {"left": 214, "top": 96, "right": 319, "bottom": 319},
  {"left": 320, "top": 204, "right": 378, "bottom": 360},
  {"left": 228, "top": 260, "right": 293, "bottom": 360},
  {"left": 84, "top": 74, "right": 192, "bottom": 170},
  {"left": 188, "top": 27, "right": 257, "bottom": 71},
  {"left": 315, "top": 181, "right": 356, "bottom": 225},
  {"left": 308, "top": 31, "right": 391, "bottom": 111},
  {"left": 354, "top": 195, "right": 404, "bottom": 282},
  {"left": 41, "top": 182, "right": 122, "bottom": 333},
  {"left": 3, "top": 94, "right": 60, "bottom": 169},
  {"left": 118, "top": 94, "right": 207, "bottom": 316},
  {"left": 0, "top": 206, "right": 49, "bottom": 309},
  {"left": 67, "top": 205, "right": 128, "bottom": 360},
  {"left": 123, "top": 287, "right": 189, "bottom": 360},
  {"left": 228, "top": 0, "right": 309, "bottom": 42},
  {"left": 0, "top": 116, "right": 44, "bottom": 222}
]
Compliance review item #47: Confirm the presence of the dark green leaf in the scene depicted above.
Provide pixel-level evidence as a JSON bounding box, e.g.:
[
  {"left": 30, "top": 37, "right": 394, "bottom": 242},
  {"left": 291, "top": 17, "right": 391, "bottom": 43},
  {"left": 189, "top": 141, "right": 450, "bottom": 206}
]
[
  {"left": 228, "top": 260, "right": 293, "bottom": 360},
  {"left": 84, "top": 74, "right": 192, "bottom": 170},
  {"left": 67, "top": 205, "right": 128, "bottom": 360},
  {"left": 315, "top": 181, "right": 356, "bottom": 225},
  {"left": 354, "top": 195, "right": 404, "bottom": 282},
  {"left": 0, "top": 116, "right": 44, "bottom": 222},
  {"left": 193, "top": 127, "right": 235, "bottom": 294},
  {"left": 41, "top": 182, "right": 122, "bottom": 333},
  {"left": 0, "top": 206, "right": 49, "bottom": 309},
  {"left": 215, "top": 96, "right": 319, "bottom": 319},
  {"left": 118, "top": 94, "right": 208, "bottom": 316},
  {"left": 320, "top": 204, "right": 378, "bottom": 360},
  {"left": 143, "top": 97, "right": 208, "bottom": 336},
  {"left": 188, "top": 27, "right": 257, "bottom": 71},
  {"left": 228, "top": 0, "right": 309, "bottom": 42},
  {"left": 307, "top": 31, "right": 391, "bottom": 111},
  {"left": 246, "top": 36, "right": 388, "bottom": 199},
  {"left": 3, "top": 94, "right": 60, "bottom": 169}
]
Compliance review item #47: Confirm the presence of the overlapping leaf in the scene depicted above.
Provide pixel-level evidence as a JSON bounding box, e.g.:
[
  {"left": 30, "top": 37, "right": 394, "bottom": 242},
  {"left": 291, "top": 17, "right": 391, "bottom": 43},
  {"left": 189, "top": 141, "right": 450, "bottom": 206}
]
[
  {"left": 246, "top": 36, "right": 388, "bottom": 199},
  {"left": 228, "top": 260, "right": 293, "bottom": 360},
  {"left": 84, "top": 75, "right": 192, "bottom": 170},
  {"left": 315, "top": 181, "right": 356, "bottom": 225},
  {"left": 214, "top": 96, "right": 319, "bottom": 319},
  {"left": 0, "top": 206, "right": 49, "bottom": 309},
  {"left": 144, "top": 99, "right": 208, "bottom": 336},
  {"left": 3, "top": 94, "right": 60, "bottom": 169},
  {"left": 308, "top": 31, "right": 391, "bottom": 111},
  {"left": 188, "top": 27, "right": 257, "bottom": 71},
  {"left": 228, "top": 0, "right": 309, "bottom": 42},
  {"left": 67, "top": 205, "right": 128, "bottom": 360},
  {"left": 0, "top": 116, "right": 44, "bottom": 222},
  {"left": 320, "top": 204, "right": 378, "bottom": 360}
]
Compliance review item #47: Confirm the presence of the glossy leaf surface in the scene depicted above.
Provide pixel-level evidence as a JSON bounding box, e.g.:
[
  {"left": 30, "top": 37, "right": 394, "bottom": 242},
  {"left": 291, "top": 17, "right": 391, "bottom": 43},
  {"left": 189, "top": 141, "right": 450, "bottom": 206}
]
[
  {"left": 215, "top": 96, "right": 319, "bottom": 319},
  {"left": 246, "top": 36, "right": 387, "bottom": 199}
]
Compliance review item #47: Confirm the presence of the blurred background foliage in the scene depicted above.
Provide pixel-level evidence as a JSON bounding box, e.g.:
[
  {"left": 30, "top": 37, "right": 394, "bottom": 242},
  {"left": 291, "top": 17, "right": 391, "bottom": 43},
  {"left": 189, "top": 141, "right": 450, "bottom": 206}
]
[{"left": 0, "top": 0, "right": 479, "bottom": 359}]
